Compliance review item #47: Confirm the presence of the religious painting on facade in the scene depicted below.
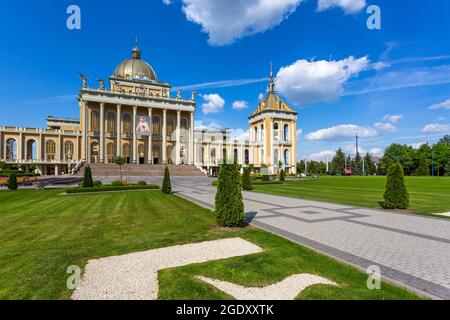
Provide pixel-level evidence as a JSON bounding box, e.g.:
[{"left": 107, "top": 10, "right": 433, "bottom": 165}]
[{"left": 136, "top": 116, "right": 151, "bottom": 136}]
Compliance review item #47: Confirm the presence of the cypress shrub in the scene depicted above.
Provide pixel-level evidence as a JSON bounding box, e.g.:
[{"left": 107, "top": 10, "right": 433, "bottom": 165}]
[
  {"left": 8, "top": 172, "right": 18, "bottom": 190},
  {"left": 279, "top": 169, "right": 286, "bottom": 182},
  {"left": 82, "top": 166, "right": 93, "bottom": 188},
  {"left": 215, "top": 164, "right": 244, "bottom": 227},
  {"left": 241, "top": 167, "right": 253, "bottom": 190},
  {"left": 162, "top": 166, "right": 172, "bottom": 194},
  {"left": 383, "top": 162, "right": 409, "bottom": 209}
]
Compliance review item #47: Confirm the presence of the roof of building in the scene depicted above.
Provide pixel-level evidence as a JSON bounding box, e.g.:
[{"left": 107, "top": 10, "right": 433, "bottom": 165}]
[
  {"left": 250, "top": 64, "right": 297, "bottom": 118},
  {"left": 112, "top": 45, "right": 158, "bottom": 82}
]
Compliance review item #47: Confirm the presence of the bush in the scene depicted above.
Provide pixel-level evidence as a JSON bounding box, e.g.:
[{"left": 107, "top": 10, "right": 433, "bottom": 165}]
[
  {"left": 66, "top": 184, "right": 159, "bottom": 194},
  {"left": 111, "top": 180, "right": 124, "bottom": 186},
  {"left": 241, "top": 167, "right": 253, "bottom": 190},
  {"left": 383, "top": 162, "right": 409, "bottom": 209},
  {"left": 262, "top": 175, "right": 270, "bottom": 182},
  {"left": 137, "top": 180, "right": 147, "bottom": 185},
  {"left": 279, "top": 169, "right": 286, "bottom": 182},
  {"left": 7, "top": 172, "right": 18, "bottom": 190},
  {"left": 214, "top": 164, "right": 244, "bottom": 227},
  {"left": 252, "top": 180, "right": 283, "bottom": 185},
  {"left": 82, "top": 166, "right": 93, "bottom": 188},
  {"left": 93, "top": 180, "right": 102, "bottom": 188},
  {"left": 162, "top": 166, "right": 172, "bottom": 194}
]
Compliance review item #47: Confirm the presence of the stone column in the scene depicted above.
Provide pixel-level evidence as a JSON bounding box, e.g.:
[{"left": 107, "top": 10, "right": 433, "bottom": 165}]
[
  {"left": 189, "top": 112, "right": 194, "bottom": 165},
  {"left": 99, "top": 102, "right": 105, "bottom": 163},
  {"left": 162, "top": 109, "right": 167, "bottom": 164},
  {"left": 82, "top": 101, "right": 87, "bottom": 161},
  {"left": 75, "top": 135, "right": 79, "bottom": 161},
  {"left": 38, "top": 132, "right": 43, "bottom": 161},
  {"left": 0, "top": 129, "right": 3, "bottom": 160},
  {"left": 58, "top": 134, "right": 62, "bottom": 162},
  {"left": 132, "top": 106, "right": 137, "bottom": 164},
  {"left": 148, "top": 108, "right": 153, "bottom": 164},
  {"left": 116, "top": 104, "right": 121, "bottom": 157},
  {"left": 176, "top": 110, "right": 181, "bottom": 165},
  {"left": 18, "top": 130, "right": 23, "bottom": 162}
]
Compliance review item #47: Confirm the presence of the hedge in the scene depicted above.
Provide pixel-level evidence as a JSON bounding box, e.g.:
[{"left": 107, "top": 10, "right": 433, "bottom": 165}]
[
  {"left": 0, "top": 172, "right": 40, "bottom": 178},
  {"left": 212, "top": 180, "right": 282, "bottom": 186},
  {"left": 65, "top": 184, "right": 159, "bottom": 194}
]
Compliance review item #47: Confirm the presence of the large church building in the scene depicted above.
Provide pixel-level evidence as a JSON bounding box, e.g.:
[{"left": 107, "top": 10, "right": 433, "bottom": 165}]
[{"left": 0, "top": 45, "right": 297, "bottom": 176}]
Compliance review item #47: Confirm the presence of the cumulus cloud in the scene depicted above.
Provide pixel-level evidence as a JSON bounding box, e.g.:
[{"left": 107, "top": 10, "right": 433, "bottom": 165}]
[
  {"left": 382, "top": 114, "right": 403, "bottom": 123},
  {"left": 429, "top": 99, "right": 450, "bottom": 110},
  {"left": 305, "top": 124, "right": 377, "bottom": 141},
  {"left": 276, "top": 56, "right": 372, "bottom": 105},
  {"left": 317, "top": 0, "right": 366, "bottom": 14},
  {"left": 308, "top": 150, "right": 336, "bottom": 161},
  {"left": 229, "top": 128, "right": 250, "bottom": 141},
  {"left": 168, "top": 0, "right": 303, "bottom": 46},
  {"left": 408, "top": 142, "right": 427, "bottom": 149},
  {"left": 373, "top": 122, "right": 397, "bottom": 133},
  {"left": 369, "top": 148, "right": 383, "bottom": 156},
  {"left": 232, "top": 100, "right": 249, "bottom": 110},
  {"left": 200, "top": 93, "right": 225, "bottom": 114},
  {"left": 258, "top": 93, "right": 265, "bottom": 101},
  {"left": 422, "top": 123, "right": 450, "bottom": 134},
  {"left": 296, "top": 129, "right": 302, "bottom": 139},
  {"left": 194, "top": 120, "right": 222, "bottom": 130}
]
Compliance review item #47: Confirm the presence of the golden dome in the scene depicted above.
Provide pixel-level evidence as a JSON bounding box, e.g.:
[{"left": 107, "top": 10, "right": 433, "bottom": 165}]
[{"left": 113, "top": 46, "right": 157, "bottom": 81}]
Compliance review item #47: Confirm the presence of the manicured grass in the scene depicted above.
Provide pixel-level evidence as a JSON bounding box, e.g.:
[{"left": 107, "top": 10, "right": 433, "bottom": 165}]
[
  {"left": 252, "top": 176, "right": 450, "bottom": 216},
  {"left": 0, "top": 189, "right": 420, "bottom": 300}
]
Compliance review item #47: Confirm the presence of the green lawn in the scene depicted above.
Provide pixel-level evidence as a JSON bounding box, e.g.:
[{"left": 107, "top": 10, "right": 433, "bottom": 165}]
[
  {"left": 252, "top": 176, "right": 450, "bottom": 216},
  {"left": 0, "top": 189, "right": 420, "bottom": 300}
]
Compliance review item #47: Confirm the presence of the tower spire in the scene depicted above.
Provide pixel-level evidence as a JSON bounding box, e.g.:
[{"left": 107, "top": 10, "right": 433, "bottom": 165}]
[{"left": 268, "top": 62, "right": 275, "bottom": 93}]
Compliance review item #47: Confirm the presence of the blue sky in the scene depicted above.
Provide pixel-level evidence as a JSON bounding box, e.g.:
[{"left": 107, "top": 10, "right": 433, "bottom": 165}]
[{"left": 1, "top": 0, "right": 450, "bottom": 160}]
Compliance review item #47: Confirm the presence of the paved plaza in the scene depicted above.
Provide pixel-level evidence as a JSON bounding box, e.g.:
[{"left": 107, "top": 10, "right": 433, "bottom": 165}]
[{"left": 170, "top": 176, "right": 450, "bottom": 300}]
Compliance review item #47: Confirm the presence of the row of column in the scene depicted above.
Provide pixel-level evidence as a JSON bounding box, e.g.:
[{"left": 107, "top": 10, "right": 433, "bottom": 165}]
[{"left": 82, "top": 101, "right": 195, "bottom": 165}]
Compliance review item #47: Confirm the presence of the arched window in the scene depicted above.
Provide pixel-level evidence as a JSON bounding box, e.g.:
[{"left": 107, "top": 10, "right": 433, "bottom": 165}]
[
  {"left": 234, "top": 149, "right": 238, "bottom": 164},
  {"left": 274, "top": 123, "right": 279, "bottom": 141},
  {"left": 152, "top": 145, "right": 160, "bottom": 157},
  {"left": 46, "top": 140, "right": 56, "bottom": 161},
  {"left": 260, "top": 149, "right": 264, "bottom": 165},
  {"left": 274, "top": 148, "right": 279, "bottom": 165},
  {"left": 26, "top": 139, "right": 37, "bottom": 160},
  {"left": 106, "top": 112, "right": 116, "bottom": 133},
  {"left": 90, "top": 110, "right": 100, "bottom": 132},
  {"left": 123, "top": 113, "right": 132, "bottom": 135},
  {"left": 167, "top": 117, "right": 175, "bottom": 137},
  {"left": 284, "top": 124, "right": 289, "bottom": 141},
  {"left": 6, "top": 138, "right": 17, "bottom": 161},
  {"left": 284, "top": 149, "right": 289, "bottom": 165},
  {"left": 138, "top": 144, "right": 145, "bottom": 157},
  {"left": 152, "top": 116, "right": 161, "bottom": 135},
  {"left": 90, "top": 142, "right": 99, "bottom": 163},
  {"left": 181, "top": 118, "right": 188, "bottom": 130},
  {"left": 211, "top": 148, "right": 216, "bottom": 161},
  {"left": 245, "top": 149, "right": 249, "bottom": 165},
  {"left": 254, "top": 127, "right": 258, "bottom": 142},
  {"left": 106, "top": 143, "right": 115, "bottom": 163},
  {"left": 122, "top": 143, "right": 131, "bottom": 164},
  {"left": 64, "top": 141, "right": 74, "bottom": 161},
  {"left": 260, "top": 124, "right": 264, "bottom": 142}
]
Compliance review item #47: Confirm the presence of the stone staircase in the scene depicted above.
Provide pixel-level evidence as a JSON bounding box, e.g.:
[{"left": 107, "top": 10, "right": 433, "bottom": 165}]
[{"left": 76, "top": 164, "right": 206, "bottom": 177}]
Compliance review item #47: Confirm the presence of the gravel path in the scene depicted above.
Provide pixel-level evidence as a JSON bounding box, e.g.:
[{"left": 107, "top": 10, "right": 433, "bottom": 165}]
[
  {"left": 72, "top": 238, "right": 262, "bottom": 300},
  {"left": 196, "top": 274, "right": 336, "bottom": 300}
]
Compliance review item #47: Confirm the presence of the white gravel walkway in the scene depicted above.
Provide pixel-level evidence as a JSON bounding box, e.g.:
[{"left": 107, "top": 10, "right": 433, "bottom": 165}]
[
  {"left": 72, "top": 238, "right": 262, "bottom": 300},
  {"left": 196, "top": 274, "right": 336, "bottom": 300}
]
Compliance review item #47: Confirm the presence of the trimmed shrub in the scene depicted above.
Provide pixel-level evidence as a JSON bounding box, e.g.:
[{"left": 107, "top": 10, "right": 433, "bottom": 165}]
[
  {"left": 162, "top": 166, "right": 172, "bottom": 194},
  {"left": 383, "top": 162, "right": 409, "bottom": 209},
  {"left": 137, "top": 180, "right": 147, "bottom": 185},
  {"left": 111, "top": 180, "right": 124, "bottom": 187},
  {"left": 262, "top": 175, "right": 270, "bottom": 182},
  {"left": 214, "top": 164, "right": 244, "bottom": 227},
  {"left": 93, "top": 180, "right": 103, "bottom": 188},
  {"left": 279, "top": 169, "right": 286, "bottom": 182},
  {"left": 241, "top": 167, "right": 253, "bottom": 190},
  {"left": 8, "top": 172, "right": 18, "bottom": 190},
  {"left": 66, "top": 184, "right": 159, "bottom": 194},
  {"left": 82, "top": 166, "right": 93, "bottom": 188}
]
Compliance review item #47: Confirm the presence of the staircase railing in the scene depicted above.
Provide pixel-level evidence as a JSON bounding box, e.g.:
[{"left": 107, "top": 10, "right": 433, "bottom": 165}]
[
  {"left": 195, "top": 164, "right": 208, "bottom": 176},
  {"left": 71, "top": 160, "right": 86, "bottom": 175}
]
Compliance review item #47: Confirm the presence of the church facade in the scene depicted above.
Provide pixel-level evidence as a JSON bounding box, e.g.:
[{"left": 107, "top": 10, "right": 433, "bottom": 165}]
[{"left": 0, "top": 45, "right": 297, "bottom": 176}]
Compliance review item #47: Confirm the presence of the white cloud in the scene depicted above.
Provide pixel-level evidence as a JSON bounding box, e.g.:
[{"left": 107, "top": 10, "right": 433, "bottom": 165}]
[
  {"left": 276, "top": 56, "right": 372, "bottom": 105},
  {"left": 437, "top": 116, "right": 447, "bottom": 121},
  {"left": 232, "top": 100, "right": 249, "bottom": 110},
  {"left": 305, "top": 124, "right": 377, "bottom": 141},
  {"left": 374, "top": 122, "right": 397, "bottom": 133},
  {"left": 194, "top": 120, "right": 222, "bottom": 130},
  {"left": 258, "top": 93, "right": 265, "bottom": 101},
  {"left": 317, "top": 0, "right": 366, "bottom": 14},
  {"left": 200, "top": 93, "right": 225, "bottom": 114},
  {"left": 408, "top": 142, "right": 427, "bottom": 149},
  {"left": 162, "top": 0, "right": 172, "bottom": 4},
  {"left": 429, "top": 99, "right": 450, "bottom": 110},
  {"left": 296, "top": 129, "right": 302, "bottom": 139},
  {"left": 308, "top": 150, "right": 336, "bottom": 161},
  {"left": 382, "top": 114, "right": 403, "bottom": 123},
  {"left": 229, "top": 128, "right": 250, "bottom": 141},
  {"left": 171, "top": 0, "right": 303, "bottom": 46},
  {"left": 369, "top": 148, "right": 383, "bottom": 156},
  {"left": 422, "top": 123, "right": 450, "bottom": 134}
]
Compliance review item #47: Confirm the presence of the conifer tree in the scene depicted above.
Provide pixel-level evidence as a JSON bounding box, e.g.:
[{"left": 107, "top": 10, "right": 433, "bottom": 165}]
[
  {"left": 383, "top": 162, "right": 409, "bottom": 209},
  {"left": 162, "top": 166, "right": 172, "bottom": 194},
  {"left": 241, "top": 167, "right": 253, "bottom": 190},
  {"left": 215, "top": 164, "right": 244, "bottom": 227},
  {"left": 82, "top": 166, "right": 93, "bottom": 188},
  {"left": 7, "top": 172, "right": 18, "bottom": 190}
]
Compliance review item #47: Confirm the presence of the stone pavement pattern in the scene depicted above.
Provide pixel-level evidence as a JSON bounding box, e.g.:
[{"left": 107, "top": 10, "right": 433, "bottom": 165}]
[{"left": 170, "top": 176, "right": 450, "bottom": 299}]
